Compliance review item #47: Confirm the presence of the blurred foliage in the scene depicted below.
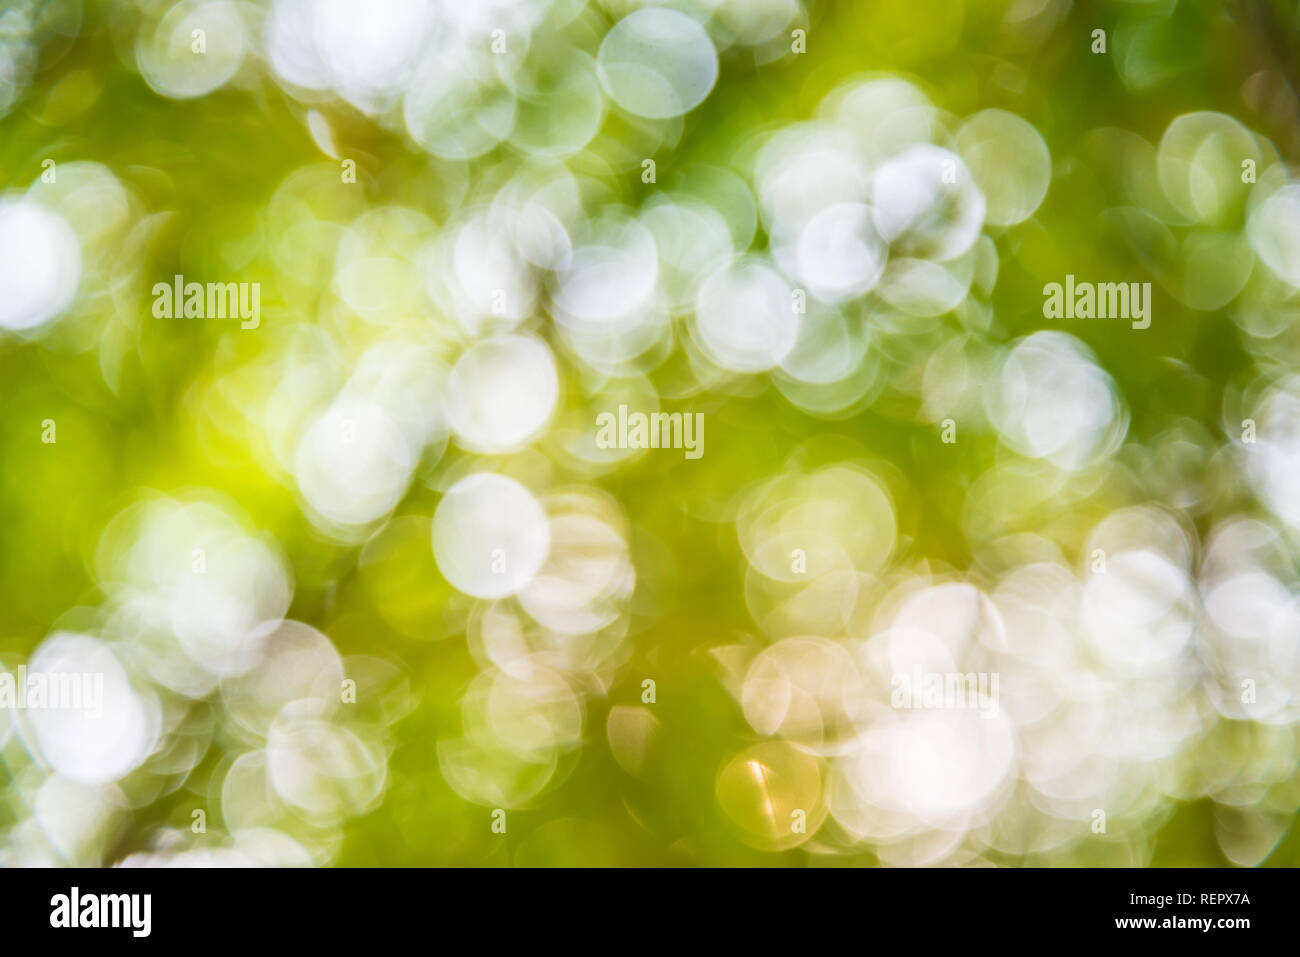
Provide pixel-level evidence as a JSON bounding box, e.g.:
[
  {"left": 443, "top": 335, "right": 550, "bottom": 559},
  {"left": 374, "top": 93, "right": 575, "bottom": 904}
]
[{"left": 2, "top": 0, "right": 1300, "bottom": 866}]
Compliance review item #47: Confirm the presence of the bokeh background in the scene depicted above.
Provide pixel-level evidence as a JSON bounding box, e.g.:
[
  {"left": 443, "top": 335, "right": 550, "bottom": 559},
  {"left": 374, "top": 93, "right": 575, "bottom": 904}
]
[{"left": 2, "top": 0, "right": 1300, "bottom": 866}]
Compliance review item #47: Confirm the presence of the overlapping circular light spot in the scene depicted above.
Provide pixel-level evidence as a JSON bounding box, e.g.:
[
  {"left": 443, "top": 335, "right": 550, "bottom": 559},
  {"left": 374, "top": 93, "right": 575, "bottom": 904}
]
[
  {"left": 294, "top": 395, "right": 416, "bottom": 529},
  {"left": 597, "top": 9, "right": 718, "bottom": 120},
  {"left": 518, "top": 491, "right": 635, "bottom": 636},
  {"left": 716, "top": 741, "right": 826, "bottom": 851},
  {"left": 0, "top": 198, "right": 80, "bottom": 333},
  {"left": 871, "top": 144, "right": 985, "bottom": 261},
  {"left": 793, "top": 202, "right": 887, "bottom": 301},
  {"left": 23, "top": 634, "right": 160, "bottom": 785},
  {"left": 956, "top": 109, "right": 1051, "bottom": 227},
  {"left": 836, "top": 707, "right": 1015, "bottom": 832},
  {"left": 404, "top": 47, "right": 516, "bottom": 160},
  {"left": 136, "top": 0, "right": 245, "bottom": 99},
  {"left": 433, "top": 473, "right": 550, "bottom": 599},
  {"left": 1247, "top": 183, "right": 1300, "bottom": 288},
  {"left": 446, "top": 335, "right": 559, "bottom": 454},
  {"left": 738, "top": 464, "right": 897, "bottom": 582},
  {"left": 266, "top": 702, "right": 386, "bottom": 820},
  {"left": 741, "top": 637, "right": 865, "bottom": 754},
  {"left": 986, "top": 332, "right": 1127, "bottom": 470},
  {"left": 1157, "top": 111, "right": 1259, "bottom": 225},
  {"left": 693, "top": 256, "right": 798, "bottom": 373},
  {"left": 171, "top": 532, "right": 294, "bottom": 676}
]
